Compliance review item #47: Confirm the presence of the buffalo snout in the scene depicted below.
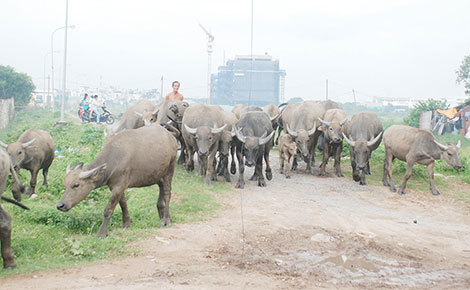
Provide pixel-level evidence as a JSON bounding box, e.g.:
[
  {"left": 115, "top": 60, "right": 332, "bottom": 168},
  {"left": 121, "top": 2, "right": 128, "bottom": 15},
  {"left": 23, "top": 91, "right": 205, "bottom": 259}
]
[
  {"left": 13, "top": 165, "right": 19, "bottom": 171},
  {"left": 198, "top": 150, "right": 208, "bottom": 156},
  {"left": 245, "top": 160, "right": 255, "bottom": 167},
  {"left": 454, "top": 164, "right": 462, "bottom": 170},
  {"left": 56, "top": 202, "right": 69, "bottom": 211}
]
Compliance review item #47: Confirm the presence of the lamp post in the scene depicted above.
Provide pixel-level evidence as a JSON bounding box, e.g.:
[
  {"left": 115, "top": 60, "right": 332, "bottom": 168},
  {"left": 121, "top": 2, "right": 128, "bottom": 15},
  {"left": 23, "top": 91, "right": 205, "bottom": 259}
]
[{"left": 50, "top": 24, "right": 75, "bottom": 111}]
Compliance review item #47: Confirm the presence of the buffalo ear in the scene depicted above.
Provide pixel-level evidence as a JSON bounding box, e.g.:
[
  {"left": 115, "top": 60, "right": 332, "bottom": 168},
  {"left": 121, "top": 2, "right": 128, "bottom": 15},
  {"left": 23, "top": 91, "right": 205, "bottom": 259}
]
[
  {"left": 182, "top": 101, "right": 189, "bottom": 108},
  {"left": 73, "top": 162, "right": 84, "bottom": 170},
  {"left": 456, "top": 140, "right": 461, "bottom": 149},
  {"left": 0, "top": 140, "right": 7, "bottom": 148},
  {"left": 317, "top": 126, "right": 325, "bottom": 132},
  {"left": 170, "top": 104, "right": 178, "bottom": 113}
]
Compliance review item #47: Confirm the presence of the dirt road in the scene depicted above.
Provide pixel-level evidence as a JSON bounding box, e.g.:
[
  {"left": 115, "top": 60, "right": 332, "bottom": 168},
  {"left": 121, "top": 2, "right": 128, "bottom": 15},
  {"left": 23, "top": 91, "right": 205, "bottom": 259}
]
[{"left": 2, "top": 155, "right": 470, "bottom": 289}]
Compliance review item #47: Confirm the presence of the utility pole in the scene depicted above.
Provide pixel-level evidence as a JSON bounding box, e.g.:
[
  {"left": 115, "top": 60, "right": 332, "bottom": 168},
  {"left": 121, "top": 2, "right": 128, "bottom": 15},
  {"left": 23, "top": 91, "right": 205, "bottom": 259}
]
[
  {"left": 47, "top": 75, "right": 51, "bottom": 109},
  {"left": 58, "top": 0, "right": 69, "bottom": 125},
  {"left": 160, "top": 75, "right": 164, "bottom": 103},
  {"left": 199, "top": 24, "right": 214, "bottom": 105},
  {"left": 352, "top": 89, "right": 357, "bottom": 112},
  {"left": 249, "top": 0, "right": 254, "bottom": 105},
  {"left": 326, "top": 79, "right": 328, "bottom": 100}
]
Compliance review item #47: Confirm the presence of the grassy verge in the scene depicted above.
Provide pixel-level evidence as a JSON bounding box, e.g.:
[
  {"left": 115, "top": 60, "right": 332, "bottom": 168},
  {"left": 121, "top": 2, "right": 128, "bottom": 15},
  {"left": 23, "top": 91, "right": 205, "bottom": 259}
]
[{"left": 0, "top": 110, "right": 230, "bottom": 276}]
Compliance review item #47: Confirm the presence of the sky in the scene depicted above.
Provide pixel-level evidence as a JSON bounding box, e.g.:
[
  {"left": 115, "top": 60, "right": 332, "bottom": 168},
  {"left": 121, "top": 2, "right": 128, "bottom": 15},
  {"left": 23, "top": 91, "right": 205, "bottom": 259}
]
[{"left": 1, "top": 0, "right": 469, "bottom": 103}]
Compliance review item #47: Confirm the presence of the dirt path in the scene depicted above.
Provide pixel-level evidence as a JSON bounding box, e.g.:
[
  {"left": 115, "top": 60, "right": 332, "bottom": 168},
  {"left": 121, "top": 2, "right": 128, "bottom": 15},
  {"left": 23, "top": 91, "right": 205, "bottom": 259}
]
[{"left": 2, "top": 155, "right": 470, "bottom": 289}]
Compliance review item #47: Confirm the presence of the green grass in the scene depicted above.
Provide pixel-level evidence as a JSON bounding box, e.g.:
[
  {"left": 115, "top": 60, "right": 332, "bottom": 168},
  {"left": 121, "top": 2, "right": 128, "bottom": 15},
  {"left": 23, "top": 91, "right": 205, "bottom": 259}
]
[{"left": 0, "top": 109, "right": 229, "bottom": 276}]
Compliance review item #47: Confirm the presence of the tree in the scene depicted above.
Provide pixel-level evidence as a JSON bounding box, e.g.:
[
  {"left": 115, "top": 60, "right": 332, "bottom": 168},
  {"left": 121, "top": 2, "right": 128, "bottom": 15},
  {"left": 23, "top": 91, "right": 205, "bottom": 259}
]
[
  {"left": 403, "top": 99, "right": 449, "bottom": 128},
  {"left": 456, "top": 55, "right": 470, "bottom": 95},
  {"left": 0, "top": 65, "right": 35, "bottom": 107}
]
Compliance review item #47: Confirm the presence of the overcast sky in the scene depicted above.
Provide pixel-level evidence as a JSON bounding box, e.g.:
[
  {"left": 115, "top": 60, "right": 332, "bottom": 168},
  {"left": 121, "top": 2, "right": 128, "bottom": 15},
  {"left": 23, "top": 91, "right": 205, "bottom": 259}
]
[{"left": 1, "top": 0, "right": 469, "bottom": 102}]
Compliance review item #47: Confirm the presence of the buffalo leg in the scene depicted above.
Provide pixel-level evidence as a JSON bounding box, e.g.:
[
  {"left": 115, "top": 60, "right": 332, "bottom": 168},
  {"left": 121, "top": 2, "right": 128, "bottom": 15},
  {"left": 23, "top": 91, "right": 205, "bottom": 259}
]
[
  {"left": 42, "top": 167, "right": 50, "bottom": 186},
  {"left": 427, "top": 162, "right": 440, "bottom": 195},
  {"left": 319, "top": 144, "right": 330, "bottom": 176},
  {"left": 398, "top": 161, "right": 414, "bottom": 195},
  {"left": 235, "top": 147, "right": 245, "bottom": 189},
  {"left": 157, "top": 158, "right": 174, "bottom": 226},
  {"left": 334, "top": 143, "right": 344, "bottom": 177},
  {"left": 26, "top": 168, "right": 39, "bottom": 195},
  {"left": 280, "top": 150, "right": 285, "bottom": 174},
  {"left": 205, "top": 150, "right": 217, "bottom": 185},
  {"left": 286, "top": 154, "right": 293, "bottom": 178},
  {"left": 291, "top": 155, "right": 298, "bottom": 171},
  {"left": 178, "top": 138, "right": 186, "bottom": 165},
  {"left": 0, "top": 207, "right": 15, "bottom": 268},
  {"left": 305, "top": 150, "right": 313, "bottom": 174},
  {"left": 230, "top": 144, "right": 237, "bottom": 175},
  {"left": 222, "top": 155, "right": 231, "bottom": 182},
  {"left": 97, "top": 186, "right": 125, "bottom": 237},
  {"left": 256, "top": 154, "right": 266, "bottom": 187},
  {"left": 264, "top": 149, "right": 273, "bottom": 181},
  {"left": 185, "top": 146, "right": 195, "bottom": 172},
  {"left": 119, "top": 194, "right": 132, "bottom": 228}
]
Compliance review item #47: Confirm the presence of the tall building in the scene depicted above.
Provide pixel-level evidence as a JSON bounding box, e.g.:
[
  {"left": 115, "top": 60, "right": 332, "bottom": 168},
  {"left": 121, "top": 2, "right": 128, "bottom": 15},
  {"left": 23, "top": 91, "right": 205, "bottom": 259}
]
[{"left": 211, "top": 54, "right": 286, "bottom": 106}]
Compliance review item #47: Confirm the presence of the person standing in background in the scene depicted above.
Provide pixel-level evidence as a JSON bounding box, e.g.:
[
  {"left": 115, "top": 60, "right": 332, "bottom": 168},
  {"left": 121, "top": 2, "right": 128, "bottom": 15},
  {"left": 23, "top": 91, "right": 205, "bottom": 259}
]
[{"left": 165, "top": 81, "right": 184, "bottom": 101}]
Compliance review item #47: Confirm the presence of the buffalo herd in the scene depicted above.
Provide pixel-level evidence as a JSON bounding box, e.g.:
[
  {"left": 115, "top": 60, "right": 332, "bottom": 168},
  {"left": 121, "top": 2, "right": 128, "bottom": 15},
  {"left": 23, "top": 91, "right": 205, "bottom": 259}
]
[{"left": 0, "top": 99, "right": 463, "bottom": 268}]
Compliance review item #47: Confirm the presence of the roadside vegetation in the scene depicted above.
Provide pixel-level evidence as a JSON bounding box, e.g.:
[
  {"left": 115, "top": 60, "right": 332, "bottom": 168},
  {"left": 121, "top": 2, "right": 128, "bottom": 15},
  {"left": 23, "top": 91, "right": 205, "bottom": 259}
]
[{"left": 0, "top": 110, "right": 230, "bottom": 276}]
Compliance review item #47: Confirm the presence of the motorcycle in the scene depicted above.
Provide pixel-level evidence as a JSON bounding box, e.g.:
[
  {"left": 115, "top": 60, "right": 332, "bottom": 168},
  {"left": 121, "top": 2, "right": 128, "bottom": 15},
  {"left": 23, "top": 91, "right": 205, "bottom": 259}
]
[{"left": 80, "top": 106, "right": 115, "bottom": 125}]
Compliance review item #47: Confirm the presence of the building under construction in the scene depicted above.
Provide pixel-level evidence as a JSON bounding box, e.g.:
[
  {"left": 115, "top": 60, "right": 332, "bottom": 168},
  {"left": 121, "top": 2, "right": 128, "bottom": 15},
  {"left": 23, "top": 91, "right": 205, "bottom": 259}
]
[{"left": 210, "top": 54, "right": 286, "bottom": 106}]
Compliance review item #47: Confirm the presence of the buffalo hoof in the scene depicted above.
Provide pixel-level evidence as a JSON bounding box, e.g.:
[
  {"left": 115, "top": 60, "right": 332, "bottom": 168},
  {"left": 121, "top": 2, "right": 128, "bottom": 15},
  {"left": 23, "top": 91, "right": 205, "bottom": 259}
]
[
  {"left": 230, "top": 163, "right": 236, "bottom": 175},
  {"left": 359, "top": 180, "right": 367, "bottom": 186},
  {"left": 185, "top": 163, "right": 194, "bottom": 172},
  {"left": 353, "top": 174, "right": 361, "bottom": 182},
  {"left": 258, "top": 179, "right": 266, "bottom": 187},
  {"left": 432, "top": 190, "right": 441, "bottom": 195},
  {"left": 122, "top": 220, "right": 132, "bottom": 228},
  {"left": 96, "top": 231, "right": 108, "bottom": 238},
  {"left": 285, "top": 174, "right": 291, "bottom": 179},
  {"left": 249, "top": 174, "right": 258, "bottom": 181},
  {"left": 279, "top": 169, "right": 284, "bottom": 174},
  {"left": 161, "top": 217, "right": 172, "bottom": 227},
  {"left": 319, "top": 171, "right": 326, "bottom": 177},
  {"left": 235, "top": 181, "right": 245, "bottom": 189},
  {"left": 306, "top": 168, "right": 312, "bottom": 174},
  {"left": 398, "top": 189, "right": 406, "bottom": 195},
  {"left": 224, "top": 175, "right": 231, "bottom": 182},
  {"left": 366, "top": 171, "right": 371, "bottom": 175},
  {"left": 25, "top": 187, "right": 34, "bottom": 196},
  {"left": 204, "top": 177, "right": 212, "bottom": 186},
  {"left": 3, "top": 260, "right": 16, "bottom": 269},
  {"left": 266, "top": 170, "right": 272, "bottom": 181}
]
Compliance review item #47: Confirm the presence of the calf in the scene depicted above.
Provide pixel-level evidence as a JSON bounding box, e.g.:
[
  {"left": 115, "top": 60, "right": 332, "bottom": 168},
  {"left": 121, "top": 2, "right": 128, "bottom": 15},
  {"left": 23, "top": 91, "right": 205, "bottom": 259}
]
[
  {"left": 318, "top": 109, "right": 348, "bottom": 177},
  {"left": 57, "top": 125, "right": 178, "bottom": 237},
  {"left": 278, "top": 133, "right": 297, "bottom": 178},
  {"left": 1, "top": 129, "right": 55, "bottom": 198},
  {"left": 383, "top": 125, "right": 462, "bottom": 195}
]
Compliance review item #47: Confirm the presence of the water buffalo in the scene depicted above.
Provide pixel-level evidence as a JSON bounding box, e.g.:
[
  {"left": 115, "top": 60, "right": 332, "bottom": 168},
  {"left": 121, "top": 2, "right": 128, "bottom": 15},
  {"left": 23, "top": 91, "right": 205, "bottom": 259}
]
[
  {"left": 263, "top": 104, "right": 281, "bottom": 132},
  {"left": 0, "top": 149, "right": 29, "bottom": 268},
  {"left": 114, "top": 99, "right": 155, "bottom": 133},
  {"left": 182, "top": 105, "right": 227, "bottom": 185},
  {"left": 216, "top": 111, "right": 238, "bottom": 182},
  {"left": 1, "top": 129, "right": 55, "bottom": 198},
  {"left": 232, "top": 104, "right": 262, "bottom": 119},
  {"left": 343, "top": 112, "right": 383, "bottom": 185},
  {"left": 282, "top": 101, "right": 322, "bottom": 173},
  {"left": 278, "top": 133, "right": 297, "bottom": 178},
  {"left": 57, "top": 124, "right": 178, "bottom": 237},
  {"left": 382, "top": 125, "right": 462, "bottom": 195},
  {"left": 233, "top": 111, "right": 275, "bottom": 188},
  {"left": 318, "top": 109, "right": 348, "bottom": 177}
]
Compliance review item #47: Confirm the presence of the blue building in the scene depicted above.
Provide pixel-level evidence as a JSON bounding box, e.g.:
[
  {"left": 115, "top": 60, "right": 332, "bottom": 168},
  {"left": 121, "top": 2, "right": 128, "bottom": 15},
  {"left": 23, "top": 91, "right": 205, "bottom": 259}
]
[{"left": 210, "top": 55, "right": 286, "bottom": 106}]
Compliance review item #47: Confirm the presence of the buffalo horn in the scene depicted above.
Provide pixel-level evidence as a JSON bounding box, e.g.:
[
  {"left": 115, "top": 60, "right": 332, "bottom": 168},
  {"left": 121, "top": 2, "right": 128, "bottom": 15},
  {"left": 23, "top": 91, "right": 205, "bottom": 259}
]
[
  {"left": 318, "top": 117, "right": 330, "bottom": 127},
  {"left": 152, "top": 108, "right": 159, "bottom": 116},
  {"left": 340, "top": 117, "right": 348, "bottom": 126},
  {"left": 79, "top": 164, "right": 106, "bottom": 179},
  {"left": 234, "top": 126, "right": 246, "bottom": 143},
  {"left": 21, "top": 138, "right": 36, "bottom": 148},
  {"left": 342, "top": 133, "right": 356, "bottom": 147},
  {"left": 286, "top": 124, "right": 298, "bottom": 137},
  {"left": 308, "top": 121, "right": 317, "bottom": 136},
  {"left": 211, "top": 124, "right": 227, "bottom": 134},
  {"left": 184, "top": 124, "right": 198, "bottom": 135},
  {"left": 433, "top": 140, "right": 448, "bottom": 151},
  {"left": 456, "top": 140, "right": 461, "bottom": 149},
  {"left": 367, "top": 131, "right": 383, "bottom": 147},
  {"left": 66, "top": 164, "right": 71, "bottom": 174},
  {"left": 259, "top": 131, "right": 275, "bottom": 146},
  {"left": 134, "top": 111, "right": 143, "bottom": 117},
  {"left": 270, "top": 113, "right": 280, "bottom": 122},
  {"left": 0, "top": 140, "right": 7, "bottom": 148}
]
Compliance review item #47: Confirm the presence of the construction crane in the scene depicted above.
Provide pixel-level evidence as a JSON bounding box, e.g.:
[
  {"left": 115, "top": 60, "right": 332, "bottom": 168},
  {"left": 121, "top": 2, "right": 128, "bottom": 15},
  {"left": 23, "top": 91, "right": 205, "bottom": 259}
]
[{"left": 199, "top": 23, "right": 214, "bottom": 104}]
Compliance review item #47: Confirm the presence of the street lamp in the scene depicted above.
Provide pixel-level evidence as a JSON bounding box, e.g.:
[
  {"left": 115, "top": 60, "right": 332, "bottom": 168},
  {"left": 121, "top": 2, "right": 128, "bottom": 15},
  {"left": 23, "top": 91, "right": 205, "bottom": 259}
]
[{"left": 50, "top": 24, "right": 75, "bottom": 111}]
